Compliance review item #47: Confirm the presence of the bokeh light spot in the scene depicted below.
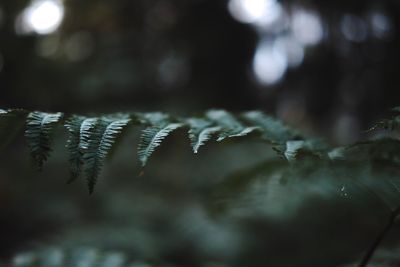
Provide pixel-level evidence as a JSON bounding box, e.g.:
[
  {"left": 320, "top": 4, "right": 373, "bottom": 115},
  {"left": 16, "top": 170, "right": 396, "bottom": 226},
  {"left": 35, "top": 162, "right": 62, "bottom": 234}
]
[
  {"left": 253, "top": 40, "right": 288, "bottom": 86},
  {"left": 340, "top": 14, "right": 368, "bottom": 43},
  {"left": 274, "top": 35, "right": 304, "bottom": 68},
  {"left": 228, "top": 0, "right": 277, "bottom": 24},
  {"left": 291, "top": 7, "right": 324, "bottom": 46},
  {"left": 16, "top": 0, "right": 64, "bottom": 35},
  {"left": 369, "top": 11, "right": 393, "bottom": 40}
]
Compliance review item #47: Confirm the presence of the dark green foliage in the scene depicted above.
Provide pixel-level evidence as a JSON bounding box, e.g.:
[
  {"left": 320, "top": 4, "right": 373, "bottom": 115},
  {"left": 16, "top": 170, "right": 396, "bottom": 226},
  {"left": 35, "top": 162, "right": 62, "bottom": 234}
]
[
  {"left": 283, "top": 140, "right": 327, "bottom": 161},
  {"left": 65, "top": 115, "right": 131, "bottom": 193},
  {"left": 242, "top": 111, "right": 301, "bottom": 144},
  {"left": 214, "top": 153, "right": 400, "bottom": 220},
  {"left": 186, "top": 118, "right": 221, "bottom": 153},
  {"left": 7, "top": 247, "right": 148, "bottom": 267},
  {"left": 4, "top": 107, "right": 400, "bottom": 267},
  {"left": 83, "top": 116, "right": 131, "bottom": 194},
  {"left": 368, "top": 106, "right": 400, "bottom": 131},
  {"left": 64, "top": 116, "right": 92, "bottom": 183},
  {"left": 137, "top": 112, "right": 184, "bottom": 167},
  {"left": 369, "top": 118, "right": 400, "bottom": 132},
  {"left": 206, "top": 110, "right": 260, "bottom": 141},
  {"left": 344, "top": 138, "right": 400, "bottom": 160},
  {"left": 6, "top": 106, "right": 400, "bottom": 196},
  {"left": 211, "top": 159, "right": 289, "bottom": 214},
  {"left": 0, "top": 108, "right": 302, "bottom": 192},
  {"left": 137, "top": 113, "right": 183, "bottom": 166},
  {"left": 25, "top": 111, "right": 63, "bottom": 170}
]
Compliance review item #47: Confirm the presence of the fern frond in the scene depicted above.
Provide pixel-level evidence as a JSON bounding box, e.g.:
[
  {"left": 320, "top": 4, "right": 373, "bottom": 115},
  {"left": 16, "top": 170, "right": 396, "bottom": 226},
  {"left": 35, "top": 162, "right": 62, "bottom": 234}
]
[
  {"left": 64, "top": 116, "right": 94, "bottom": 183},
  {"left": 368, "top": 107, "right": 400, "bottom": 132},
  {"left": 78, "top": 118, "right": 104, "bottom": 193},
  {"left": 79, "top": 118, "right": 101, "bottom": 151},
  {"left": 138, "top": 121, "right": 183, "bottom": 167},
  {"left": 327, "top": 147, "right": 346, "bottom": 161},
  {"left": 368, "top": 117, "right": 400, "bottom": 132},
  {"left": 211, "top": 159, "right": 289, "bottom": 213},
  {"left": 205, "top": 110, "right": 260, "bottom": 142},
  {"left": 284, "top": 140, "right": 325, "bottom": 161},
  {"left": 341, "top": 138, "right": 400, "bottom": 164},
  {"left": 242, "top": 111, "right": 300, "bottom": 144},
  {"left": 186, "top": 118, "right": 221, "bottom": 153},
  {"left": 25, "top": 111, "right": 63, "bottom": 170},
  {"left": 82, "top": 117, "right": 131, "bottom": 194}
]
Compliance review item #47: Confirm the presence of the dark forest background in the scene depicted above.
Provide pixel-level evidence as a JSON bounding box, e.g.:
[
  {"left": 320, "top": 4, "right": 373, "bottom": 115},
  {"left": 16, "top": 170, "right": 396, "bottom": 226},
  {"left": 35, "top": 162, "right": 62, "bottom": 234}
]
[
  {"left": 1, "top": 0, "right": 400, "bottom": 142},
  {"left": 1, "top": 0, "right": 400, "bottom": 266}
]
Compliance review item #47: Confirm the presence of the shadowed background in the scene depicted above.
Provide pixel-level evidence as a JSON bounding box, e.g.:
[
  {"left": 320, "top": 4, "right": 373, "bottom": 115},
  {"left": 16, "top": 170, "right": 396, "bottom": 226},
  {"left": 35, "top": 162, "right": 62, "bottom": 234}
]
[{"left": 1, "top": 0, "right": 400, "bottom": 266}]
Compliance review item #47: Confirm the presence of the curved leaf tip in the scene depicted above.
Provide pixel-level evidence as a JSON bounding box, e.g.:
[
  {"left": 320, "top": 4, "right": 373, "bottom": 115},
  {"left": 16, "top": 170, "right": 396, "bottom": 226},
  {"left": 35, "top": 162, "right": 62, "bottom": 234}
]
[{"left": 138, "top": 123, "right": 183, "bottom": 166}]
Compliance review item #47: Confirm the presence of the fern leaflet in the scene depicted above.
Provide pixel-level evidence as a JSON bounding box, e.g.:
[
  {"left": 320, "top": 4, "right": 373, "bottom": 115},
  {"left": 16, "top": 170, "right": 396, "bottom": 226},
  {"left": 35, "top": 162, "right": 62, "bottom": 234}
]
[
  {"left": 205, "top": 110, "right": 260, "bottom": 142},
  {"left": 187, "top": 118, "right": 221, "bottom": 153},
  {"left": 284, "top": 140, "right": 324, "bottom": 161},
  {"left": 242, "top": 111, "right": 300, "bottom": 144},
  {"left": 138, "top": 116, "right": 183, "bottom": 166},
  {"left": 25, "top": 111, "right": 63, "bottom": 170},
  {"left": 368, "top": 107, "right": 400, "bottom": 132},
  {"left": 64, "top": 116, "right": 94, "bottom": 183},
  {"left": 81, "top": 117, "right": 131, "bottom": 194}
]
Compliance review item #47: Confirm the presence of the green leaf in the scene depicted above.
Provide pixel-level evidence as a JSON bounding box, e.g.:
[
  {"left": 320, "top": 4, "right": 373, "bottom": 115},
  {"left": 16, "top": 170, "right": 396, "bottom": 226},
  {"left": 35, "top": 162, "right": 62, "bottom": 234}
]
[
  {"left": 138, "top": 120, "right": 183, "bottom": 166},
  {"left": 344, "top": 138, "right": 400, "bottom": 164},
  {"left": 242, "top": 111, "right": 300, "bottom": 144},
  {"left": 368, "top": 117, "right": 400, "bottom": 132},
  {"left": 205, "top": 110, "right": 260, "bottom": 142},
  {"left": 283, "top": 140, "right": 324, "bottom": 162},
  {"left": 211, "top": 159, "right": 289, "bottom": 213},
  {"left": 25, "top": 111, "right": 63, "bottom": 170},
  {"left": 186, "top": 118, "right": 221, "bottom": 153},
  {"left": 6, "top": 247, "right": 139, "bottom": 267},
  {"left": 368, "top": 107, "right": 400, "bottom": 131},
  {"left": 82, "top": 117, "right": 131, "bottom": 194},
  {"left": 327, "top": 147, "right": 346, "bottom": 161},
  {"left": 64, "top": 116, "right": 96, "bottom": 183}
]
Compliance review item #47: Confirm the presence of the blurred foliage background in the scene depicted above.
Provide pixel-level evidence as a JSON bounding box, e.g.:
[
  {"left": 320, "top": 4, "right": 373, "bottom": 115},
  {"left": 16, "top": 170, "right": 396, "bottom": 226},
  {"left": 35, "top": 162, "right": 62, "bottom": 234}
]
[{"left": 1, "top": 0, "right": 400, "bottom": 266}]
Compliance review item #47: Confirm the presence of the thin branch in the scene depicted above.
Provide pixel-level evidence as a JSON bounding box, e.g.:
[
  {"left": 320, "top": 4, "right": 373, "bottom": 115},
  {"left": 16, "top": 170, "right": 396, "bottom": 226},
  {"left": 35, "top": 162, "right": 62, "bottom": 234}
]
[{"left": 358, "top": 206, "right": 400, "bottom": 267}]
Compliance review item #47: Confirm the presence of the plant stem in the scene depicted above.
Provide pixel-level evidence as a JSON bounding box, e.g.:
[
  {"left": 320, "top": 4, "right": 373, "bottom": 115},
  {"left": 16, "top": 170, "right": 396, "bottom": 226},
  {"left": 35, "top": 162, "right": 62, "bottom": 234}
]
[{"left": 358, "top": 206, "right": 400, "bottom": 267}]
